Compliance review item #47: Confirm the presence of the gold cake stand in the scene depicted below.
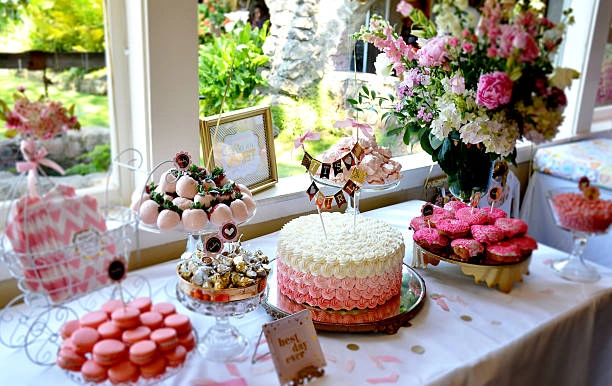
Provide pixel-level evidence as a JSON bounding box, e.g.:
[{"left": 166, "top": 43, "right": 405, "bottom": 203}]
[{"left": 411, "top": 244, "right": 530, "bottom": 293}]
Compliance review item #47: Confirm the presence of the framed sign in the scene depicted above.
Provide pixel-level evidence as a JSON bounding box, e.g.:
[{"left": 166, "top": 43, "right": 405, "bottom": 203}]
[{"left": 200, "top": 105, "right": 278, "bottom": 194}]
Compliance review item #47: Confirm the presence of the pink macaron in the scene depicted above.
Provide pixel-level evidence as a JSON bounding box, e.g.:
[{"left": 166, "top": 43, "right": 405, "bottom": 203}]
[
  {"left": 81, "top": 359, "right": 108, "bottom": 383},
  {"left": 56, "top": 347, "right": 87, "bottom": 371},
  {"left": 129, "top": 339, "right": 158, "bottom": 365},
  {"left": 108, "top": 360, "right": 140, "bottom": 384},
  {"left": 59, "top": 319, "right": 80, "bottom": 340},
  {"left": 151, "top": 302, "right": 176, "bottom": 318},
  {"left": 165, "top": 345, "right": 187, "bottom": 368},
  {"left": 111, "top": 307, "right": 141, "bottom": 330},
  {"left": 128, "top": 297, "right": 153, "bottom": 313},
  {"left": 71, "top": 326, "right": 100, "bottom": 355},
  {"left": 139, "top": 355, "right": 167, "bottom": 380},
  {"left": 122, "top": 325, "right": 151, "bottom": 345},
  {"left": 150, "top": 327, "right": 178, "bottom": 353},
  {"left": 97, "top": 321, "right": 123, "bottom": 340},
  {"left": 140, "top": 311, "right": 164, "bottom": 330},
  {"left": 100, "top": 299, "right": 124, "bottom": 316},
  {"left": 79, "top": 310, "right": 108, "bottom": 329},
  {"left": 164, "top": 313, "right": 192, "bottom": 337},
  {"left": 92, "top": 339, "right": 127, "bottom": 367},
  {"left": 178, "top": 332, "right": 196, "bottom": 352}
]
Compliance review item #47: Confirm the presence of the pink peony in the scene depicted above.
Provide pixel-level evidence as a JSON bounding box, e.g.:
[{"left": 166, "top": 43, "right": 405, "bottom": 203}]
[
  {"left": 418, "top": 37, "right": 449, "bottom": 67},
  {"left": 476, "top": 72, "right": 514, "bottom": 109}
]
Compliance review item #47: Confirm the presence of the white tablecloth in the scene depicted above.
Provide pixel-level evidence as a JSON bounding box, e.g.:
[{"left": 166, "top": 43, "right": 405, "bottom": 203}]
[
  {"left": 2, "top": 201, "right": 612, "bottom": 386},
  {"left": 520, "top": 171, "right": 612, "bottom": 268}
]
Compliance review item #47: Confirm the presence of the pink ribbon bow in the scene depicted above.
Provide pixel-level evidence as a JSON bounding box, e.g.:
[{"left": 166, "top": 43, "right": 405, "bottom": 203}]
[
  {"left": 16, "top": 139, "right": 65, "bottom": 196},
  {"left": 333, "top": 118, "right": 374, "bottom": 139},
  {"left": 293, "top": 129, "right": 321, "bottom": 149}
]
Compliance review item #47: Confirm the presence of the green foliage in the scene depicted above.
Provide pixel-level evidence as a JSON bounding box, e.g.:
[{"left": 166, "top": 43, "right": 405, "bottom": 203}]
[
  {"left": 24, "top": 0, "right": 105, "bottom": 52},
  {"left": 198, "top": 21, "right": 269, "bottom": 118},
  {"left": 64, "top": 143, "right": 111, "bottom": 175},
  {"left": 0, "top": 0, "right": 27, "bottom": 34},
  {"left": 198, "top": 0, "right": 232, "bottom": 44}
]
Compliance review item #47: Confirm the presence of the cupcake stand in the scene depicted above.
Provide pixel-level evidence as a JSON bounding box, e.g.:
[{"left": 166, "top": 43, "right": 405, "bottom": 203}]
[{"left": 0, "top": 149, "right": 148, "bottom": 366}]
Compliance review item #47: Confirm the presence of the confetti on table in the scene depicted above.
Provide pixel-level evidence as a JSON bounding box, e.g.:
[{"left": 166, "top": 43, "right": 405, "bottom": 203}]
[
  {"left": 540, "top": 288, "right": 554, "bottom": 295},
  {"left": 455, "top": 295, "right": 468, "bottom": 306},
  {"left": 430, "top": 294, "right": 450, "bottom": 311},
  {"left": 491, "top": 320, "right": 502, "bottom": 325},
  {"left": 225, "top": 363, "right": 241, "bottom": 377},
  {"left": 345, "top": 359, "right": 355, "bottom": 372},
  {"left": 543, "top": 258, "right": 553, "bottom": 265},
  {"left": 461, "top": 315, "right": 472, "bottom": 322},
  {"left": 326, "top": 354, "right": 338, "bottom": 363},
  {"left": 376, "top": 355, "right": 402, "bottom": 363},
  {"left": 370, "top": 355, "right": 384, "bottom": 369},
  {"left": 366, "top": 372, "right": 400, "bottom": 384},
  {"left": 347, "top": 343, "right": 360, "bottom": 351},
  {"left": 411, "top": 345, "right": 425, "bottom": 355}
]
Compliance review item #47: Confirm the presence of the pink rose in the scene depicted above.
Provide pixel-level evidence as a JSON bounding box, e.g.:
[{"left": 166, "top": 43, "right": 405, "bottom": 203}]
[
  {"left": 418, "top": 37, "right": 449, "bottom": 67},
  {"left": 476, "top": 71, "right": 514, "bottom": 109},
  {"left": 517, "top": 34, "right": 539, "bottom": 62}
]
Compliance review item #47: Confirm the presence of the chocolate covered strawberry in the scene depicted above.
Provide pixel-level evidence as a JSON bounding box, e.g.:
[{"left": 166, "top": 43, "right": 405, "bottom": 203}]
[
  {"left": 176, "top": 174, "right": 199, "bottom": 199},
  {"left": 208, "top": 203, "right": 233, "bottom": 226},
  {"left": 182, "top": 207, "right": 209, "bottom": 231}
]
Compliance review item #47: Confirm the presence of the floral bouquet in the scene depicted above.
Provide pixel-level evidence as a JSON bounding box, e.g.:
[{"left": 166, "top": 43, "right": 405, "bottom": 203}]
[
  {"left": 352, "top": 0, "right": 579, "bottom": 201},
  {"left": 0, "top": 86, "right": 80, "bottom": 140}
]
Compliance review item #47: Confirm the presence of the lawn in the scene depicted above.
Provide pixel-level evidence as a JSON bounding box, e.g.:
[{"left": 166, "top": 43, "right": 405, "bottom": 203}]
[{"left": 0, "top": 70, "right": 110, "bottom": 131}]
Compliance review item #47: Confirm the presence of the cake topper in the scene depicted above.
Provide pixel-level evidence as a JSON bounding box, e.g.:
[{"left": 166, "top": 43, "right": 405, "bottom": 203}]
[
  {"left": 107, "top": 256, "right": 127, "bottom": 309},
  {"left": 174, "top": 151, "right": 192, "bottom": 170},
  {"left": 488, "top": 186, "right": 502, "bottom": 213},
  {"left": 579, "top": 176, "right": 590, "bottom": 191}
]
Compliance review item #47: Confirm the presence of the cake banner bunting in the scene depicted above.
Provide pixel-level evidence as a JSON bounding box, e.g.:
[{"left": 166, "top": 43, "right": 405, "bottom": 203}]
[
  {"left": 305, "top": 178, "right": 359, "bottom": 210},
  {"left": 299, "top": 142, "right": 366, "bottom": 181}
]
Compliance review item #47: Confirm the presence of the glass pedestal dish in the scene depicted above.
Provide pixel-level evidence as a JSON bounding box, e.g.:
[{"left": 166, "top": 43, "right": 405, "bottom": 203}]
[
  {"left": 176, "top": 276, "right": 267, "bottom": 362},
  {"left": 546, "top": 188, "right": 612, "bottom": 282}
]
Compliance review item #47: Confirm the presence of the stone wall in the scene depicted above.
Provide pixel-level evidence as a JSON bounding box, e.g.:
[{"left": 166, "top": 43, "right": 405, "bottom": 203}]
[{"left": 263, "top": 0, "right": 376, "bottom": 97}]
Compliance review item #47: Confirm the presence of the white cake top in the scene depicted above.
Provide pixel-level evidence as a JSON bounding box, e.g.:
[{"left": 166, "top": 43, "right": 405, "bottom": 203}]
[{"left": 276, "top": 212, "right": 405, "bottom": 278}]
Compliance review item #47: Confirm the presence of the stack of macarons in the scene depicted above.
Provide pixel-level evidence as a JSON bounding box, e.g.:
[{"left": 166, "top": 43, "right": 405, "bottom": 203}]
[{"left": 56, "top": 297, "right": 196, "bottom": 384}]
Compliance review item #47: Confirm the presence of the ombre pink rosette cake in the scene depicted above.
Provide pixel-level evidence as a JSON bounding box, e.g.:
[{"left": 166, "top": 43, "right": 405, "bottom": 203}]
[{"left": 276, "top": 212, "right": 405, "bottom": 311}]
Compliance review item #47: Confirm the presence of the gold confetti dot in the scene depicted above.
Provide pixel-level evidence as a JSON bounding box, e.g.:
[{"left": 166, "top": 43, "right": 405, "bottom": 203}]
[
  {"left": 411, "top": 345, "right": 425, "bottom": 355},
  {"left": 461, "top": 315, "right": 472, "bottom": 322},
  {"left": 346, "top": 343, "right": 359, "bottom": 351}
]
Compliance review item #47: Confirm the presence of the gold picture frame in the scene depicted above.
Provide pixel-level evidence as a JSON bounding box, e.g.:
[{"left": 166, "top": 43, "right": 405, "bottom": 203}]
[{"left": 200, "top": 105, "right": 278, "bottom": 194}]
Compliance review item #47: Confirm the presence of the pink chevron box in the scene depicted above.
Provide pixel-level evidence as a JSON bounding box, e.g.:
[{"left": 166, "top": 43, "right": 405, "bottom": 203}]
[{"left": 7, "top": 184, "right": 115, "bottom": 303}]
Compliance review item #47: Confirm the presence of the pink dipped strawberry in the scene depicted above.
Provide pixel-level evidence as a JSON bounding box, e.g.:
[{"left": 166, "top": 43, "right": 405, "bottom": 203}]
[
  {"left": 236, "top": 183, "right": 252, "bottom": 198},
  {"left": 241, "top": 195, "right": 257, "bottom": 216},
  {"left": 230, "top": 199, "right": 250, "bottom": 222},
  {"left": 209, "top": 203, "right": 233, "bottom": 226},
  {"left": 194, "top": 190, "right": 218, "bottom": 210},
  {"left": 157, "top": 209, "right": 180, "bottom": 230},
  {"left": 173, "top": 196, "right": 193, "bottom": 211},
  {"left": 176, "top": 174, "right": 199, "bottom": 199},
  {"left": 200, "top": 177, "right": 216, "bottom": 191},
  {"left": 211, "top": 166, "right": 230, "bottom": 186},
  {"left": 139, "top": 200, "right": 160, "bottom": 225},
  {"left": 159, "top": 169, "right": 178, "bottom": 194},
  {"left": 130, "top": 191, "right": 150, "bottom": 212},
  {"left": 182, "top": 207, "right": 209, "bottom": 232}
]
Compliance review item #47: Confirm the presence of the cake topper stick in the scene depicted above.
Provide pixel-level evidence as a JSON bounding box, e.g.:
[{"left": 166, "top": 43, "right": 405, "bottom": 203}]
[
  {"left": 488, "top": 186, "right": 502, "bottom": 213},
  {"left": 108, "top": 258, "right": 127, "bottom": 309},
  {"left": 316, "top": 205, "right": 328, "bottom": 240},
  {"left": 206, "top": 51, "right": 236, "bottom": 168}
]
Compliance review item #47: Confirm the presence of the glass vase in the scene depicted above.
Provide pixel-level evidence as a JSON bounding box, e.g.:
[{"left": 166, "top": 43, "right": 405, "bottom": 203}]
[{"left": 437, "top": 138, "right": 494, "bottom": 203}]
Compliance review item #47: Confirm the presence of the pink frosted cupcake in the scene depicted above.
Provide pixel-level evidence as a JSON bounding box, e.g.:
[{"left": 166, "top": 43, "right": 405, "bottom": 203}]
[
  {"left": 471, "top": 224, "right": 504, "bottom": 245},
  {"left": 443, "top": 200, "right": 468, "bottom": 216},
  {"left": 512, "top": 235, "right": 538, "bottom": 257},
  {"left": 456, "top": 207, "right": 489, "bottom": 226},
  {"left": 486, "top": 207, "right": 507, "bottom": 223},
  {"left": 451, "top": 238, "right": 484, "bottom": 261},
  {"left": 486, "top": 241, "right": 522, "bottom": 263},
  {"left": 436, "top": 218, "right": 470, "bottom": 239},
  {"left": 494, "top": 218, "right": 528, "bottom": 238},
  {"left": 413, "top": 228, "right": 449, "bottom": 256},
  {"left": 409, "top": 216, "right": 431, "bottom": 232}
]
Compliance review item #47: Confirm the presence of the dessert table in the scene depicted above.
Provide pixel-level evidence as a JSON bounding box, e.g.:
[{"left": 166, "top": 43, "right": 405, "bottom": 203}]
[{"left": 2, "top": 201, "right": 612, "bottom": 386}]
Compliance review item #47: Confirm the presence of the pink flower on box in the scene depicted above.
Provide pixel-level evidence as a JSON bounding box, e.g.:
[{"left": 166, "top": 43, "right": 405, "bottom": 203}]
[{"left": 476, "top": 71, "right": 514, "bottom": 110}]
